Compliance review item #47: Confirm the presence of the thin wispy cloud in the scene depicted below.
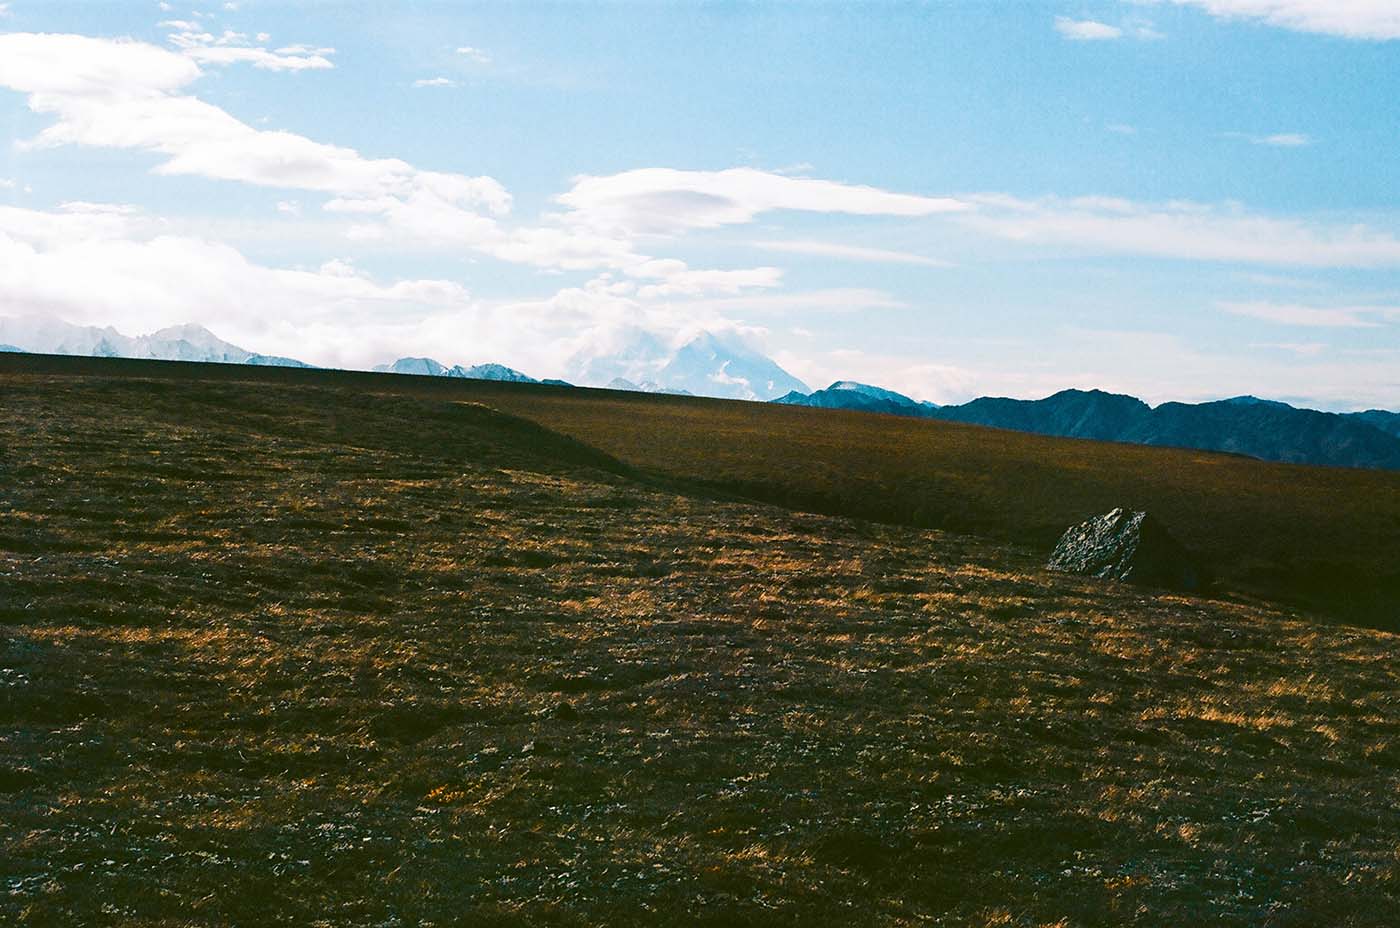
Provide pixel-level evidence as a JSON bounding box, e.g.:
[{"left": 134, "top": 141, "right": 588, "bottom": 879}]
[
  {"left": 456, "top": 46, "right": 492, "bottom": 64},
  {"left": 1251, "top": 341, "right": 1327, "bottom": 356},
  {"left": 413, "top": 77, "right": 458, "bottom": 88},
  {"left": 1257, "top": 132, "right": 1311, "bottom": 147},
  {"left": 1221, "top": 301, "right": 1391, "bottom": 327},
  {"left": 558, "top": 168, "right": 967, "bottom": 236},
  {"left": 961, "top": 195, "right": 1400, "bottom": 268},
  {"left": 1226, "top": 131, "right": 1312, "bottom": 147},
  {"left": 1055, "top": 17, "right": 1123, "bottom": 40},
  {"left": 158, "top": 20, "right": 336, "bottom": 71},
  {"left": 1056, "top": 16, "right": 1162, "bottom": 41},
  {"left": 753, "top": 240, "right": 952, "bottom": 267}
]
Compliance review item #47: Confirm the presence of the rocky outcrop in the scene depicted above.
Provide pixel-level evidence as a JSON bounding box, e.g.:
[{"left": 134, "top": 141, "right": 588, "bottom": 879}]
[{"left": 1047, "top": 508, "right": 1206, "bottom": 591}]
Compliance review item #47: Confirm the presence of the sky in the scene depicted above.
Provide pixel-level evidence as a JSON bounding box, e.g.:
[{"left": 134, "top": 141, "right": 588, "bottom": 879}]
[{"left": 2, "top": 1, "right": 1400, "bottom": 410}]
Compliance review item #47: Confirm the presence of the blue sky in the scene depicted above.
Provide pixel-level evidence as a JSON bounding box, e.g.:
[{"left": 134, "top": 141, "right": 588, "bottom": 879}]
[{"left": 2, "top": 1, "right": 1400, "bottom": 409}]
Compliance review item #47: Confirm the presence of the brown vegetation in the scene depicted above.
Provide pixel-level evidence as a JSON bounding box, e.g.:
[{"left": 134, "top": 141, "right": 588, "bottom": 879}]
[
  {"left": 7, "top": 352, "right": 1399, "bottom": 628},
  {"left": 3, "top": 362, "right": 1400, "bottom": 925}
]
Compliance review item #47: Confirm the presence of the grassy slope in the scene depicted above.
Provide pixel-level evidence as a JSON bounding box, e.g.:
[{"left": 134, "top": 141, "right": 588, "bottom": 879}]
[
  {"left": 6, "top": 354, "right": 1400, "bottom": 629},
  {"left": 3, "top": 368, "right": 1400, "bottom": 926}
]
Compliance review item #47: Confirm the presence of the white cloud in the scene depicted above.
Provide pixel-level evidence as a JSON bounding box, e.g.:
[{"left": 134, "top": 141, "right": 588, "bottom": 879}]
[
  {"left": 1055, "top": 17, "right": 1124, "bottom": 40},
  {"left": 413, "top": 77, "right": 458, "bottom": 88},
  {"left": 752, "top": 239, "right": 952, "bottom": 267},
  {"left": 961, "top": 194, "right": 1400, "bottom": 267},
  {"left": 0, "top": 33, "right": 201, "bottom": 95},
  {"left": 557, "top": 167, "right": 967, "bottom": 236},
  {"left": 0, "top": 32, "right": 510, "bottom": 250},
  {"left": 1220, "top": 300, "right": 1393, "bottom": 327},
  {"left": 1161, "top": 1, "right": 1400, "bottom": 40},
  {"left": 633, "top": 266, "right": 783, "bottom": 299},
  {"left": 0, "top": 204, "right": 480, "bottom": 368},
  {"left": 161, "top": 23, "right": 335, "bottom": 71},
  {"left": 0, "top": 3, "right": 10, "bottom": 16},
  {"left": 661, "top": 287, "right": 908, "bottom": 315},
  {"left": 276, "top": 200, "right": 301, "bottom": 216},
  {"left": 1226, "top": 130, "right": 1312, "bottom": 147},
  {"left": 0, "top": 200, "right": 816, "bottom": 380},
  {"left": 1251, "top": 341, "right": 1328, "bottom": 356},
  {"left": 456, "top": 46, "right": 491, "bottom": 64},
  {"left": 181, "top": 45, "right": 334, "bottom": 71}
]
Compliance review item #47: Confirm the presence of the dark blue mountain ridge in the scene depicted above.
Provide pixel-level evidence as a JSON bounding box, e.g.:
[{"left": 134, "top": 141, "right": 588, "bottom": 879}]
[
  {"left": 775, "top": 385, "right": 1400, "bottom": 471},
  {"left": 775, "top": 381, "right": 939, "bottom": 416}
]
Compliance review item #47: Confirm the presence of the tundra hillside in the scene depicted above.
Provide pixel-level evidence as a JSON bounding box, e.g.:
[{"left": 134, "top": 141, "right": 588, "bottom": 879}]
[
  {"left": 2, "top": 363, "right": 1399, "bottom": 926},
  {"left": 6, "top": 353, "right": 1399, "bottom": 628}
]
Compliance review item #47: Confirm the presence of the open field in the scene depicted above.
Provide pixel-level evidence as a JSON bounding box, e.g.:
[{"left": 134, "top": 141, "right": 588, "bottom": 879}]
[
  {"left": 3, "top": 363, "right": 1400, "bottom": 925},
  {"left": 5, "top": 353, "right": 1400, "bottom": 628}
]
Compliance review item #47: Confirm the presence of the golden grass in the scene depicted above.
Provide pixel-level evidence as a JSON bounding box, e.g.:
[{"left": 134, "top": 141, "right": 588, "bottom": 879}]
[{"left": 1, "top": 369, "right": 1399, "bottom": 926}]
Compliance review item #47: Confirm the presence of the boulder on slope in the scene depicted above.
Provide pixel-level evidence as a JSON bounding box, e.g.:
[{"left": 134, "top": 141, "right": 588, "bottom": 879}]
[{"left": 1047, "top": 507, "right": 1206, "bottom": 592}]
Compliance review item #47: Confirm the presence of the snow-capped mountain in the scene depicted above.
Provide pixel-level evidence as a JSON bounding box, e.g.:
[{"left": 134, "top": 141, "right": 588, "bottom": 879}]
[
  {"left": 374, "top": 357, "right": 448, "bottom": 377},
  {"left": 656, "top": 333, "right": 809, "bottom": 401},
  {"left": 374, "top": 357, "right": 541, "bottom": 383},
  {"left": 575, "top": 330, "right": 807, "bottom": 401},
  {"left": 606, "top": 378, "right": 693, "bottom": 396},
  {"left": 0, "top": 317, "right": 309, "bottom": 367},
  {"left": 776, "top": 380, "right": 939, "bottom": 415},
  {"left": 451, "top": 363, "right": 536, "bottom": 383}
]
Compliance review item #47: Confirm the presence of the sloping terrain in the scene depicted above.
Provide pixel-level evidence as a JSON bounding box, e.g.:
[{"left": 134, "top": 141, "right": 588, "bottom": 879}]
[
  {"left": 5, "top": 354, "right": 1400, "bottom": 629},
  {"left": 3, "top": 368, "right": 1400, "bottom": 926}
]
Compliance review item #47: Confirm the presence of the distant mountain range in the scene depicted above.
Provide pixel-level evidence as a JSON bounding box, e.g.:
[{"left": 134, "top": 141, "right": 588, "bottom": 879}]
[
  {"left": 372, "top": 357, "right": 558, "bottom": 384},
  {"left": 777, "top": 382, "right": 1400, "bottom": 470},
  {"left": 0, "top": 317, "right": 309, "bottom": 368},
  {"left": 605, "top": 378, "right": 693, "bottom": 396},
  {"left": 7, "top": 315, "right": 1399, "bottom": 470},
  {"left": 0, "top": 316, "right": 807, "bottom": 400},
  {"left": 776, "top": 380, "right": 941, "bottom": 416},
  {"left": 377, "top": 330, "right": 808, "bottom": 401},
  {"left": 574, "top": 330, "right": 808, "bottom": 401}
]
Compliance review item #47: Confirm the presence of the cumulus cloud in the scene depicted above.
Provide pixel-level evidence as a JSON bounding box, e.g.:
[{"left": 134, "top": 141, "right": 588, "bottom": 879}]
[
  {"left": 0, "top": 202, "right": 813, "bottom": 379},
  {"left": 1161, "top": 0, "right": 1400, "bottom": 40},
  {"left": 961, "top": 194, "right": 1400, "bottom": 267},
  {"left": 0, "top": 204, "right": 480, "bottom": 368},
  {"left": 456, "top": 46, "right": 491, "bottom": 64},
  {"left": 0, "top": 32, "right": 511, "bottom": 250},
  {"left": 0, "top": 33, "right": 958, "bottom": 295}
]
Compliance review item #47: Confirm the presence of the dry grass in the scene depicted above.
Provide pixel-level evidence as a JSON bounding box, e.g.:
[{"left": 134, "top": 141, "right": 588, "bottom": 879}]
[
  {"left": 6, "top": 352, "right": 1398, "bottom": 627},
  {"left": 2, "top": 368, "right": 1400, "bottom": 926}
]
